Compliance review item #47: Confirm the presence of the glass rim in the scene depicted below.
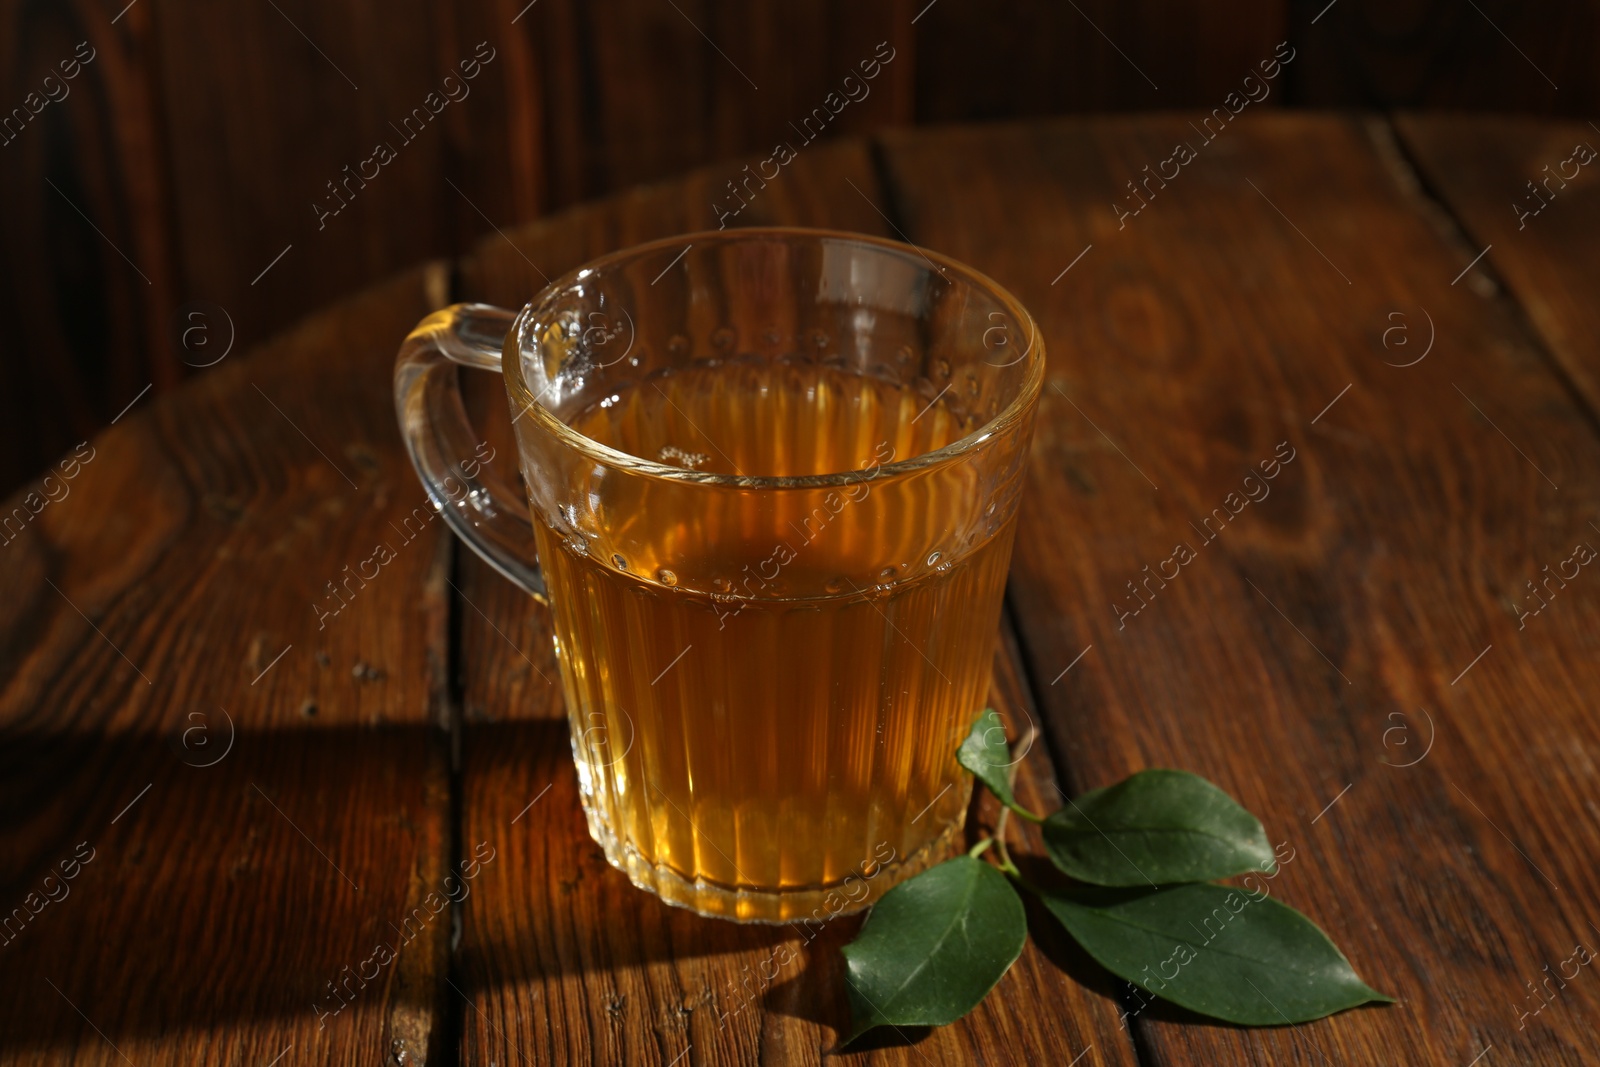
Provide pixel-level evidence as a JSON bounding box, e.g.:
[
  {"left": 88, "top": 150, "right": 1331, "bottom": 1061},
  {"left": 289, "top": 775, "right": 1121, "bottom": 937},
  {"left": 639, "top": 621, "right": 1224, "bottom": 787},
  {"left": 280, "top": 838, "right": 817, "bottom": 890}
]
[{"left": 505, "top": 226, "right": 1045, "bottom": 490}]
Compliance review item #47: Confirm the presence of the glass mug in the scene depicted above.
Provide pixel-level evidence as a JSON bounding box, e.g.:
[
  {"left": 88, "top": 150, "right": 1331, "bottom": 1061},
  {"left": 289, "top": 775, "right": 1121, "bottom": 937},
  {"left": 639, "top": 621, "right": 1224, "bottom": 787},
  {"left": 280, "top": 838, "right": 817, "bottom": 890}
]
[{"left": 395, "top": 228, "right": 1042, "bottom": 922}]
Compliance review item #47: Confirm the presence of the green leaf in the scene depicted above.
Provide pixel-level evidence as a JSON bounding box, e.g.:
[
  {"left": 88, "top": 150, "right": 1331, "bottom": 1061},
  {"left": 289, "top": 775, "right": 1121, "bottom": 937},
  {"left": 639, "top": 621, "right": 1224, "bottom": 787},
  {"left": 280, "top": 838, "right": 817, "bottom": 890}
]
[
  {"left": 1043, "top": 769, "right": 1276, "bottom": 886},
  {"left": 956, "top": 708, "right": 1037, "bottom": 818},
  {"left": 842, "top": 855, "right": 1027, "bottom": 1042},
  {"left": 1038, "top": 882, "right": 1394, "bottom": 1025}
]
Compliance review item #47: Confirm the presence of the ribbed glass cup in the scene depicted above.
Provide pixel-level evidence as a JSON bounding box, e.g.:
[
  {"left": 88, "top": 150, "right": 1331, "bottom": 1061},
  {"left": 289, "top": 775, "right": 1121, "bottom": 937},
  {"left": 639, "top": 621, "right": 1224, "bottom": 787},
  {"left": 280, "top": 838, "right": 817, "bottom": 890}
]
[{"left": 398, "top": 229, "right": 1043, "bottom": 922}]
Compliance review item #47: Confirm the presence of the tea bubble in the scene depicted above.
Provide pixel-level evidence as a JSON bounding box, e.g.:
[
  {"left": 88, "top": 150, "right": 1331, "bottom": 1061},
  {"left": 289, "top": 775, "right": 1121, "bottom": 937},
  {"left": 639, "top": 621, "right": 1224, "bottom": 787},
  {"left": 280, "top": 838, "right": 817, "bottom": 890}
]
[
  {"left": 612, "top": 553, "right": 628, "bottom": 570},
  {"left": 657, "top": 568, "right": 678, "bottom": 586}
]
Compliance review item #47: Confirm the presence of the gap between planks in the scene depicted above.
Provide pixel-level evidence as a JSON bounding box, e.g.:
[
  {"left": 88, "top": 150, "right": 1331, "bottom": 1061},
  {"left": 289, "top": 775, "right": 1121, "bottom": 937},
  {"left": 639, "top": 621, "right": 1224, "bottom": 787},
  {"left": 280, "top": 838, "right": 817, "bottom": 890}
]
[
  {"left": 998, "top": 593, "right": 1157, "bottom": 1067},
  {"left": 1375, "top": 114, "right": 1600, "bottom": 445}
]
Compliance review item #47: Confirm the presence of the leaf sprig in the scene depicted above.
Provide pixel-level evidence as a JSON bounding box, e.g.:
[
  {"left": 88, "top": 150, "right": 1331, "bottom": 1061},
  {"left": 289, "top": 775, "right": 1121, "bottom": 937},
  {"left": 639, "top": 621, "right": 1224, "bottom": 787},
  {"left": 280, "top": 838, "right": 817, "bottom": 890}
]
[{"left": 841, "top": 709, "right": 1394, "bottom": 1042}]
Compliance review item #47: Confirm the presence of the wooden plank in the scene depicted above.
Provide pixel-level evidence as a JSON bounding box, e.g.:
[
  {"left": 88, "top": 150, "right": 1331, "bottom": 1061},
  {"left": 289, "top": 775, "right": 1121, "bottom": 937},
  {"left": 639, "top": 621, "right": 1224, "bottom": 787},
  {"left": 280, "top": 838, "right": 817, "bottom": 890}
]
[
  {"left": 0, "top": 264, "right": 454, "bottom": 1064},
  {"left": 456, "top": 139, "right": 896, "bottom": 302},
  {"left": 449, "top": 140, "right": 1138, "bottom": 1065},
  {"left": 984, "top": 616, "right": 1140, "bottom": 1067},
  {"left": 877, "top": 113, "right": 1600, "bottom": 1065},
  {"left": 516, "top": 0, "right": 915, "bottom": 210},
  {"left": 1294, "top": 1, "right": 1597, "bottom": 116},
  {"left": 12, "top": 0, "right": 1600, "bottom": 506},
  {"left": 0, "top": 0, "right": 181, "bottom": 498},
  {"left": 149, "top": 0, "right": 915, "bottom": 366},
  {"left": 151, "top": 0, "right": 535, "bottom": 359},
  {"left": 1395, "top": 114, "right": 1600, "bottom": 416},
  {"left": 912, "top": 1, "right": 1285, "bottom": 120}
]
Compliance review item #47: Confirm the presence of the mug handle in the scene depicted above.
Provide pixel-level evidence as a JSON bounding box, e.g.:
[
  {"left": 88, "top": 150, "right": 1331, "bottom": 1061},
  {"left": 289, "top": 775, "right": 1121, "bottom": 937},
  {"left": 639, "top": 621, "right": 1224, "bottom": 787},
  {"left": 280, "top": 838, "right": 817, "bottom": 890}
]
[{"left": 394, "top": 302, "right": 546, "bottom": 599}]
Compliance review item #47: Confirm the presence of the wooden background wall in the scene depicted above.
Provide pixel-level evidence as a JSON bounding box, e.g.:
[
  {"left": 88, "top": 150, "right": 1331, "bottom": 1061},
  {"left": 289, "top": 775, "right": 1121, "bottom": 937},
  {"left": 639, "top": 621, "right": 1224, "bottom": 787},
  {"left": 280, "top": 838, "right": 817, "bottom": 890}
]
[{"left": 1, "top": 0, "right": 1594, "bottom": 496}]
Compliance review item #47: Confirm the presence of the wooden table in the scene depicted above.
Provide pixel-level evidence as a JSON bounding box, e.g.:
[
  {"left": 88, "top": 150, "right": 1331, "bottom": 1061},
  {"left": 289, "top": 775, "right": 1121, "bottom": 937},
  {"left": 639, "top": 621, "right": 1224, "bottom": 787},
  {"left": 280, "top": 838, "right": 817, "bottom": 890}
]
[{"left": 4, "top": 113, "right": 1598, "bottom": 1066}]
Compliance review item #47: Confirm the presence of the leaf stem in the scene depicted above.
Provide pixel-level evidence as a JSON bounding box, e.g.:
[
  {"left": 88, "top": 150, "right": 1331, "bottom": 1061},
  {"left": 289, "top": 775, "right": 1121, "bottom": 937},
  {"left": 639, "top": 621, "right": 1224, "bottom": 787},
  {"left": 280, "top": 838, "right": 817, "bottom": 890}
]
[
  {"left": 979, "top": 727, "right": 1033, "bottom": 877},
  {"left": 968, "top": 837, "right": 996, "bottom": 859},
  {"left": 1004, "top": 722, "right": 1044, "bottom": 821},
  {"left": 992, "top": 784, "right": 1027, "bottom": 878},
  {"left": 993, "top": 835, "right": 1020, "bottom": 879}
]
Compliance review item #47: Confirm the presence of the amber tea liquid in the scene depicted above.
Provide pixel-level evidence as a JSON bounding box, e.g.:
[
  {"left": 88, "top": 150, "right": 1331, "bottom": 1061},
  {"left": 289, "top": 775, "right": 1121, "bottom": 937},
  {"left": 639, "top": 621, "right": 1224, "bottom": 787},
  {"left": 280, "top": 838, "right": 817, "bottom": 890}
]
[{"left": 534, "top": 362, "right": 1016, "bottom": 922}]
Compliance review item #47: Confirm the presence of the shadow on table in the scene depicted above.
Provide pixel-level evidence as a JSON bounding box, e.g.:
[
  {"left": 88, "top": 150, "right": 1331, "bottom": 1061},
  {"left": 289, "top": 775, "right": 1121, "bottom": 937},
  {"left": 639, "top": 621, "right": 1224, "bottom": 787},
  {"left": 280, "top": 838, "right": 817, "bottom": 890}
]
[
  {"left": 445, "top": 719, "right": 1123, "bottom": 1050},
  {"left": 453, "top": 719, "right": 861, "bottom": 1040},
  {"left": 0, "top": 717, "right": 857, "bottom": 1049},
  {"left": 0, "top": 716, "right": 502, "bottom": 1049},
  {"left": 0, "top": 722, "right": 455, "bottom": 1049},
  {"left": 0, "top": 716, "right": 1121, "bottom": 1051}
]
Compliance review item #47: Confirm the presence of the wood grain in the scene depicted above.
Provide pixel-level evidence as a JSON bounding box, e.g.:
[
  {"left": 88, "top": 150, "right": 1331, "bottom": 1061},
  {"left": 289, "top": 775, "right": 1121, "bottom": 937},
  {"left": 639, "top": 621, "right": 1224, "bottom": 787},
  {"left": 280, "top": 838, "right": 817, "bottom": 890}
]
[
  {"left": 0, "top": 264, "right": 454, "bottom": 1065},
  {"left": 1395, "top": 114, "right": 1600, "bottom": 416},
  {"left": 12, "top": 0, "right": 1600, "bottom": 506},
  {"left": 0, "top": 0, "right": 180, "bottom": 510},
  {"left": 516, "top": 0, "right": 916, "bottom": 210},
  {"left": 877, "top": 113, "right": 1600, "bottom": 1065},
  {"left": 448, "top": 139, "right": 1139, "bottom": 1065},
  {"left": 7, "top": 111, "right": 1600, "bottom": 1065},
  {"left": 151, "top": 0, "right": 508, "bottom": 347}
]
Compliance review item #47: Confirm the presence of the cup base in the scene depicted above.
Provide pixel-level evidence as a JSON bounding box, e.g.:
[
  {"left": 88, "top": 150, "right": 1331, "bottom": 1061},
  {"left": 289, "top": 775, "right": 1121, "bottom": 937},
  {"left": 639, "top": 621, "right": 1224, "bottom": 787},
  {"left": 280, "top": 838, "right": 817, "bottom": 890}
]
[{"left": 587, "top": 800, "right": 971, "bottom": 924}]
